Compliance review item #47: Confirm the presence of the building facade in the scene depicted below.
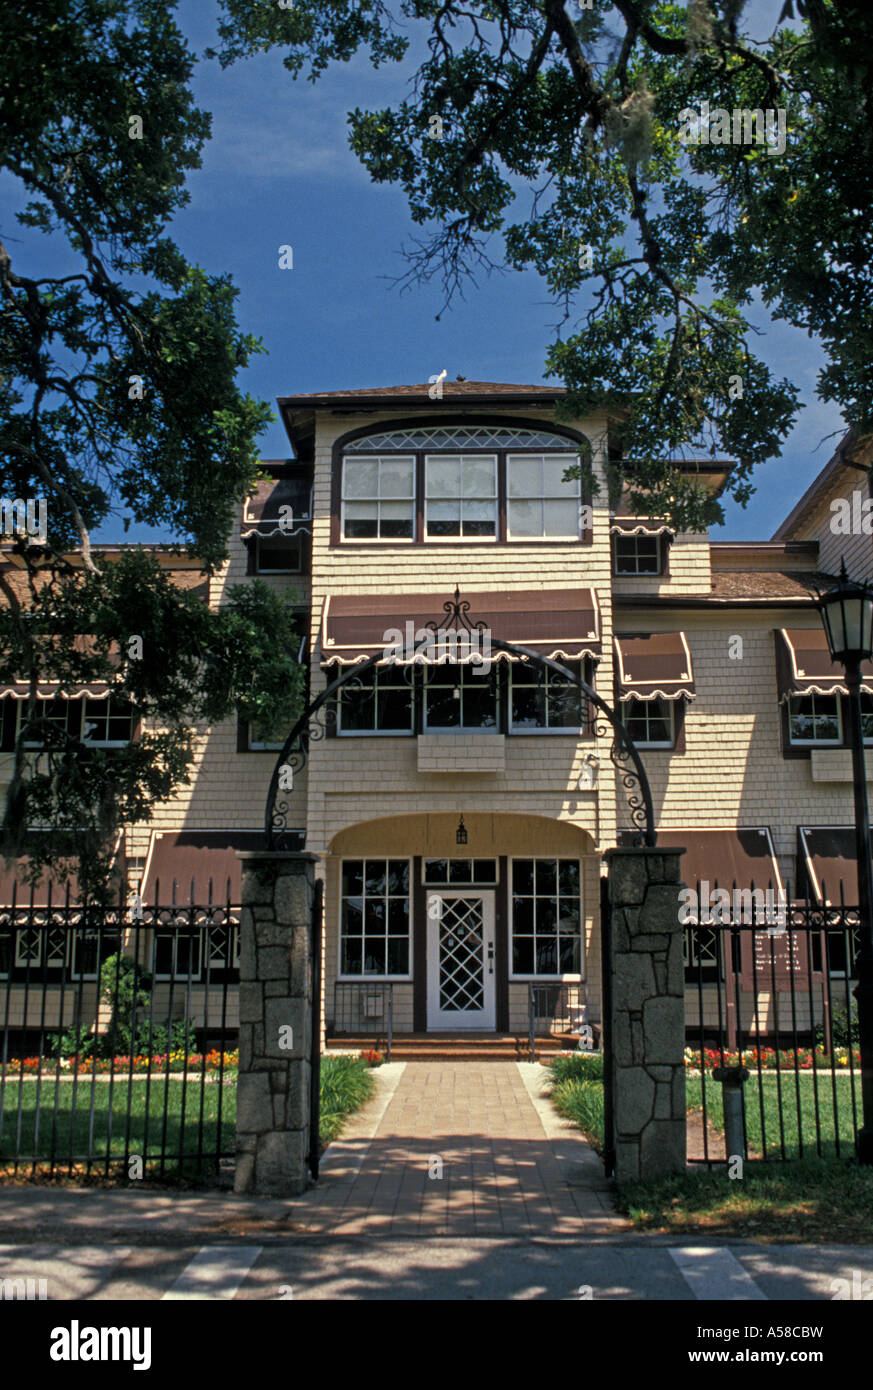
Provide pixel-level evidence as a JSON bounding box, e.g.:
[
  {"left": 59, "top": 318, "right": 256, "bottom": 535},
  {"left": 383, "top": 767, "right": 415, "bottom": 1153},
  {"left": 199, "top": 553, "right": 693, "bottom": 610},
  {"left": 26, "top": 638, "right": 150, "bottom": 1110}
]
[{"left": 2, "top": 383, "right": 871, "bottom": 1047}]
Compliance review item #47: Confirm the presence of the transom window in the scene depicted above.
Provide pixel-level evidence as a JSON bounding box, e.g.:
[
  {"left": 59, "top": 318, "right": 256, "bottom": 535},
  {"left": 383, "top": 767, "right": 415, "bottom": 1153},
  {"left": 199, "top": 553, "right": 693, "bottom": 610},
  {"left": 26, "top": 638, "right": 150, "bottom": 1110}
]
[
  {"left": 339, "top": 426, "right": 589, "bottom": 544},
  {"left": 624, "top": 697, "right": 675, "bottom": 748},
  {"left": 423, "top": 859, "right": 498, "bottom": 885},
  {"left": 788, "top": 693, "right": 841, "bottom": 745},
  {"left": 342, "top": 455, "right": 415, "bottom": 540},
  {"left": 511, "top": 859, "right": 581, "bottom": 976},
  {"left": 612, "top": 534, "right": 664, "bottom": 575},
  {"left": 340, "top": 859, "right": 410, "bottom": 977}
]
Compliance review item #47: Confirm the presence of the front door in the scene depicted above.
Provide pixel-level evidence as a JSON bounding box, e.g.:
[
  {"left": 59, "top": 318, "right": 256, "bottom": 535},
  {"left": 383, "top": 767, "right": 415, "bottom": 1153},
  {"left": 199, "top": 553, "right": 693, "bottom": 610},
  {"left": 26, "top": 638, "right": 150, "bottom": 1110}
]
[{"left": 426, "top": 890, "right": 496, "bottom": 1030}]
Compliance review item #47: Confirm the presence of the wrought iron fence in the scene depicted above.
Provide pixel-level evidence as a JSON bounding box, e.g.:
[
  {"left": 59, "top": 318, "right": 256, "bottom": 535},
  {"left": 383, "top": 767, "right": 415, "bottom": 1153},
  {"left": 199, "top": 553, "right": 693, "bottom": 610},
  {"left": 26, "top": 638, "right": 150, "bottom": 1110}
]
[
  {"left": 331, "top": 982, "right": 393, "bottom": 1061},
  {"left": 528, "top": 982, "right": 588, "bottom": 1061},
  {"left": 0, "top": 882, "right": 239, "bottom": 1179},
  {"left": 684, "top": 880, "right": 862, "bottom": 1165}
]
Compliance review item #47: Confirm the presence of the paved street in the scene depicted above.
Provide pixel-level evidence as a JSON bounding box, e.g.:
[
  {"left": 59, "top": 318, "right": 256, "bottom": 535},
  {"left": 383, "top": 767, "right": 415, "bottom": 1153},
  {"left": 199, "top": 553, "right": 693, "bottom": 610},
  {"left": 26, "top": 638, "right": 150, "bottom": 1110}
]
[{"left": 0, "top": 1062, "right": 871, "bottom": 1301}]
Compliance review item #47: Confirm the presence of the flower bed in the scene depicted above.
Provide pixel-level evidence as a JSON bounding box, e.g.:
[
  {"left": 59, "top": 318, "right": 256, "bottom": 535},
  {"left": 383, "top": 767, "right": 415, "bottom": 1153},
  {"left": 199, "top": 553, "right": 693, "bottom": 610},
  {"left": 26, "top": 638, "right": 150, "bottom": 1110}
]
[
  {"left": 684, "top": 1045, "right": 860, "bottom": 1071},
  {"left": 3, "top": 1049, "right": 239, "bottom": 1076}
]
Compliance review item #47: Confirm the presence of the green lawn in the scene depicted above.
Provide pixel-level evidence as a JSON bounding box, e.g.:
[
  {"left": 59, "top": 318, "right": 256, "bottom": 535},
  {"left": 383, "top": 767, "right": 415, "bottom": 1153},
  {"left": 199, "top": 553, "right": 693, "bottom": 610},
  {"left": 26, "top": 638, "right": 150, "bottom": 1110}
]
[
  {"left": 0, "top": 1054, "right": 375, "bottom": 1179},
  {"left": 687, "top": 1069, "right": 860, "bottom": 1160}
]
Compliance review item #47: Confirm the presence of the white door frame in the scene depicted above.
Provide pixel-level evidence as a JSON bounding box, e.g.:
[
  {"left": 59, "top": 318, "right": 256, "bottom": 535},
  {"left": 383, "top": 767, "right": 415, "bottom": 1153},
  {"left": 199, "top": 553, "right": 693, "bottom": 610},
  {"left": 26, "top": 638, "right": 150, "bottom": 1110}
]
[{"left": 426, "top": 889, "right": 496, "bottom": 1030}]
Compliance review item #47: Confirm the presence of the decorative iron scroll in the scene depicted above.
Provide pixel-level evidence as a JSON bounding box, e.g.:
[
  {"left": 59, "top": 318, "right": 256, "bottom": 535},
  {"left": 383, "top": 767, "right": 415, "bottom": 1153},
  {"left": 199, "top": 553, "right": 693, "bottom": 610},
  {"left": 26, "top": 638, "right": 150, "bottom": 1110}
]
[{"left": 266, "top": 591, "right": 656, "bottom": 849}]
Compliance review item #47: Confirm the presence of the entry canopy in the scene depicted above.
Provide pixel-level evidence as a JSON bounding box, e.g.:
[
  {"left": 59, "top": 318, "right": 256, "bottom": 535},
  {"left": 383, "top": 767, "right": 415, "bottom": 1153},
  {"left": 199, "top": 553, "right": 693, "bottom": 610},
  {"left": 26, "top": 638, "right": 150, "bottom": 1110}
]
[
  {"left": 628, "top": 828, "right": 784, "bottom": 918},
  {"left": 614, "top": 633, "right": 695, "bottom": 702},
  {"left": 321, "top": 589, "right": 602, "bottom": 665},
  {"left": 775, "top": 627, "right": 873, "bottom": 702},
  {"left": 797, "top": 826, "right": 861, "bottom": 906},
  {"left": 141, "top": 829, "right": 301, "bottom": 905}
]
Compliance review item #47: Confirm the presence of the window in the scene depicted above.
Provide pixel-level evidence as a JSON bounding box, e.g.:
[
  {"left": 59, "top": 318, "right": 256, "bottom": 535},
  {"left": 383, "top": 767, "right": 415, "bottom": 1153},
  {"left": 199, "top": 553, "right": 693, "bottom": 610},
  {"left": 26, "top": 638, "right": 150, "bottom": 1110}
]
[
  {"left": 612, "top": 534, "right": 663, "bottom": 575},
  {"left": 337, "top": 665, "right": 414, "bottom": 734},
  {"left": 341, "top": 455, "right": 415, "bottom": 540},
  {"left": 425, "top": 454, "right": 497, "bottom": 539},
  {"left": 506, "top": 454, "right": 580, "bottom": 539},
  {"left": 337, "top": 426, "right": 590, "bottom": 545},
  {"left": 19, "top": 699, "right": 77, "bottom": 748},
  {"left": 254, "top": 537, "right": 303, "bottom": 573},
  {"left": 340, "top": 859, "right": 410, "bottom": 977},
  {"left": 510, "top": 659, "right": 588, "bottom": 732},
  {"left": 788, "top": 693, "right": 841, "bottom": 745},
  {"left": 511, "top": 859, "right": 581, "bottom": 976},
  {"left": 82, "top": 697, "right": 134, "bottom": 747},
  {"left": 423, "top": 859, "right": 498, "bottom": 885},
  {"left": 423, "top": 664, "right": 499, "bottom": 731},
  {"left": 72, "top": 924, "right": 123, "bottom": 978},
  {"left": 862, "top": 694, "right": 873, "bottom": 744},
  {"left": 684, "top": 926, "right": 723, "bottom": 984},
  {"left": 624, "top": 697, "right": 674, "bottom": 748},
  {"left": 153, "top": 926, "right": 202, "bottom": 979}
]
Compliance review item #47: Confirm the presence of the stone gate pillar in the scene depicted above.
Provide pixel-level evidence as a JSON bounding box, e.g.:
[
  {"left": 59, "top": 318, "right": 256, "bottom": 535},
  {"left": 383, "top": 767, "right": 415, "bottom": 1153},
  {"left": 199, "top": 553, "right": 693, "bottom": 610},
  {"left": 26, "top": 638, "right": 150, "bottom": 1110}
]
[
  {"left": 234, "top": 851, "right": 317, "bottom": 1196},
  {"left": 604, "top": 845, "right": 686, "bottom": 1182}
]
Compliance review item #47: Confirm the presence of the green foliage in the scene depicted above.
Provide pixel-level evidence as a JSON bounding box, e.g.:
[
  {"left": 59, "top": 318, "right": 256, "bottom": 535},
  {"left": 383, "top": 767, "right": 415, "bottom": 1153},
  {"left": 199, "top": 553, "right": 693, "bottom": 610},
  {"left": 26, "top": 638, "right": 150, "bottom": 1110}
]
[
  {"left": 319, "top": 1054, "right": 376, "bottom": 1142},
  {"left": 216, "top": 0, "right": 873, "bottom": 526},
  {"left": 815, "top": 1004, "right": 859, "bottom": 1052},
  {"left": 0, "top": 1, "right": 303, "bottom": 893},
  {"left": 549, "top": 1050, "right": 604, "bottom": 1083}
]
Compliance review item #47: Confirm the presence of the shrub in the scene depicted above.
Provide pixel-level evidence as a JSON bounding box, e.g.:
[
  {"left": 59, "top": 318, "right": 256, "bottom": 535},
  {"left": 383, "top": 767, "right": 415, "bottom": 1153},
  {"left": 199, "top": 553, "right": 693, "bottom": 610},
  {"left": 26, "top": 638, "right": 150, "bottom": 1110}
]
[{"left": 549, "top": 1051, "right": 604, "bottom": 1084}]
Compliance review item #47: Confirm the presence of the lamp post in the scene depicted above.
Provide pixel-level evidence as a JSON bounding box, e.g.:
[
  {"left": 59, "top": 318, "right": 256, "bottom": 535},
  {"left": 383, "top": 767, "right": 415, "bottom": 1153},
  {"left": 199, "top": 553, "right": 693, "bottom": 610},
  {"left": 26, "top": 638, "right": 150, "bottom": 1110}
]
[{"left": 816, "top": 560, "right": 873, "bottom": 1163}]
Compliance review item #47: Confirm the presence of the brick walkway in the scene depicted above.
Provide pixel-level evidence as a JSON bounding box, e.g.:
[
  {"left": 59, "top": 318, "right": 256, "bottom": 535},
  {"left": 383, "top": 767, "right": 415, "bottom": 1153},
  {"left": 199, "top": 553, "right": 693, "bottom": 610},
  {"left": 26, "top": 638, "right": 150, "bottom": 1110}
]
[{"left": 294, "top": 1062, "right": 623, "bottom": 1237}]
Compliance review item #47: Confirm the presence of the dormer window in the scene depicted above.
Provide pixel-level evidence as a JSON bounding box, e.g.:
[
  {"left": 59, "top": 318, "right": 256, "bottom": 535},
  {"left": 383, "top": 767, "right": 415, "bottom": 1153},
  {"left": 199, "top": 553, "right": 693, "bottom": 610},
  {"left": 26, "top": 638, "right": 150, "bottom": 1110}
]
[{"left": 334, "top": 423, "right": 591, "bottom": 545}]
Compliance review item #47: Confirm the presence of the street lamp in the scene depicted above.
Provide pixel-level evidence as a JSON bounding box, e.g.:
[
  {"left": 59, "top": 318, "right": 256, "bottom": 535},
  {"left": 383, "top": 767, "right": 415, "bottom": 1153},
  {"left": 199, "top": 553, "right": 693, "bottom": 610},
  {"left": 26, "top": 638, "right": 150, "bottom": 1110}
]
[{"left": 816, "top": 560, "right": 873, "bottom": 1163}]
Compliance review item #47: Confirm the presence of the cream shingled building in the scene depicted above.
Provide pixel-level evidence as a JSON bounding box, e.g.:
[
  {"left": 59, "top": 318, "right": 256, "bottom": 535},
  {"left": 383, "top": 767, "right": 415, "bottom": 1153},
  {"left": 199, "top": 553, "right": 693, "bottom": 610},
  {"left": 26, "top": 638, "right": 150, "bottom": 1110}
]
[{"left": 2, "top": 383, "right": 871, "bottom": 1048}]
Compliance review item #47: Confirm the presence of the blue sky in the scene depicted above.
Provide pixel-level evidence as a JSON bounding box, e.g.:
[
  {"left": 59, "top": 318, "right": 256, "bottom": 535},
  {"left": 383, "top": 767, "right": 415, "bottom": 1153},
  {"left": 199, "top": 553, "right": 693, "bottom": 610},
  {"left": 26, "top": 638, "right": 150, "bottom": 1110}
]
[{"left": 5, "top": 0, "right": 848, "bottom": 544}]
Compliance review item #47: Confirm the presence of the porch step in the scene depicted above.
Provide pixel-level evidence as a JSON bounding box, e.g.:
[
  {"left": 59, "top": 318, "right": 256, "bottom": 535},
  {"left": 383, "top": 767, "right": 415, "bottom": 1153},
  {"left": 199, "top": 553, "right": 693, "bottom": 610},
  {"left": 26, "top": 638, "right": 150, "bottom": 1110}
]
[{"left": 325, "top": 1032, "right": 576, "bottom": 1060}]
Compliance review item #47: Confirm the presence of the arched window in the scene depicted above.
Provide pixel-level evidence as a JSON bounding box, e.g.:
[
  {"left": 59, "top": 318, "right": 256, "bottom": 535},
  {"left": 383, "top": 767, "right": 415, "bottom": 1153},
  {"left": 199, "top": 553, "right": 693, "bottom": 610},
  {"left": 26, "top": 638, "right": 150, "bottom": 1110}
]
[{"left": 334, "top": 422, "right": 592, "bottom": 544}]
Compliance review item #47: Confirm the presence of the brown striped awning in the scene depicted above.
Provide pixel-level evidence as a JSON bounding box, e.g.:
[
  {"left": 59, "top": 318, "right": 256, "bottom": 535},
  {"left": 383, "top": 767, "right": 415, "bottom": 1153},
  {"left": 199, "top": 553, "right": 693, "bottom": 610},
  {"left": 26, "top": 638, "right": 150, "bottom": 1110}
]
[
  {"left": 614, "top": 632, "right": 695, "bottom": 701},
  {"left": 141, "top": 829, "right": 302, "bottom": 904},
  {"left": 320, "top": 589, "right": 602, "bottom": 665},
  {"left": 0, "top": 832, "right": 124, "bottom": 906},
  {"left": 775, "top": 628, "right": 873, "bottom": 701},
  {"left": 609, "top": 514, "right": 675, "bottom": 537},
  {"left": 0, "top": 637, "right": 121, "bottom": 700},
  {"left": 797, "top": 826, "right": 860, "bottom": 906}
]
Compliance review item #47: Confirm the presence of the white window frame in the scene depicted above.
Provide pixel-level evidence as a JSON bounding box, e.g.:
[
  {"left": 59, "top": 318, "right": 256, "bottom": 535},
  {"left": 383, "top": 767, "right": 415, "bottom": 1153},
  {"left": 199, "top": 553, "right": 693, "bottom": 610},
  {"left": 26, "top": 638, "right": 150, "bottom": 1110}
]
[
  {"left": 337, "top": 857, "right": 413, "bottom": 982},
  {"left": 788, "top": 692, "right": 843, "bottom": 746},
  {"left": 18, "top": 698, "right": 76, "bottom": 749},
  {"left": 424, "top": 453, "right": 498, "bottom": 543},
  {"left": 508, "top": 659, "right": 587, "bottom": 734},
  {"left": 336, "top": 665, "right": 415, "bottom": 737},
  {"left": 612, "top": 533, "right": 664, "bottom": 575},
  {"left": 82, "top": 696, "right": 134, "bottom": 748},
  {"left": 422, "top": 664, "right": 500, "bottom": 733},
  {"left": 341, "top": 454, "right": 416, "bottom": 543},
  {"left": 624, "top": 697, "right": 675, "bottom": 749},
  {"left": 508, "top": 856, "right": 584, "bottom": 982},
  {"left": 506, "top": 453, "right": 582, "bottom": 541}
]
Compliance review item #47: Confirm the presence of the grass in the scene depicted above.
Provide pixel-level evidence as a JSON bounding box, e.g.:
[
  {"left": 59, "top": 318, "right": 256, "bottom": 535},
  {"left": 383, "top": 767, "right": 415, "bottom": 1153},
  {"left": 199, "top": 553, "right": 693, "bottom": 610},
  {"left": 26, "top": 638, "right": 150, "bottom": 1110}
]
[
  {"left": 546, "top": 1052, "right": 606, "bottom": 1151},
  {"left": 618, "top": 1158, "right": 873, "bottom": 1243},
  {"left": 318, "top": 1055, "right": 376, "bottom": 1144},
  {"left": 687, "top": 1069, "right": 859, "bottom": 1160},
  {"left": 546, "top": 1052, "right": 869, "bottom": 1242},
  {"left": 0, "top": 1053, "right": 375, "bottom": 1180}
]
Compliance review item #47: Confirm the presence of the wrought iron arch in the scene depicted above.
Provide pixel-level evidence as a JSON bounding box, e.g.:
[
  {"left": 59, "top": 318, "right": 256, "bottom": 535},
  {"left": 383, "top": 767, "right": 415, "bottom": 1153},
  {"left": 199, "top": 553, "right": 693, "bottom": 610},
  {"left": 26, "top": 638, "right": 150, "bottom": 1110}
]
[{"left": 265, "top": 590, "right": 656, "bottom": 849}]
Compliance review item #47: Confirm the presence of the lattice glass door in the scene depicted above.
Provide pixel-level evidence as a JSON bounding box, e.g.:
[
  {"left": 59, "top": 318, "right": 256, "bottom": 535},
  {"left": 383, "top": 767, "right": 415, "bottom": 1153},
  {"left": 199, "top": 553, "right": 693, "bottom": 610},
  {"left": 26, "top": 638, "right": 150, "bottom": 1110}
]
[{"left": 426, "top": 891, "right": 495, "bottom": 1029}]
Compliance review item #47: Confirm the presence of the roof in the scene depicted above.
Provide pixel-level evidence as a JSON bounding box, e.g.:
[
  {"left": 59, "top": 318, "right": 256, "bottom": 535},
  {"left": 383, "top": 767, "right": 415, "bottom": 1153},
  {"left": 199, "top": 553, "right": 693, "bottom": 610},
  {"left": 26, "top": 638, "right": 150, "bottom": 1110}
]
[
  {"left": 277, "top": 381, "right": 567, "bottom": 407},
  {"left": 771, "top": 429, "right": 872, "bottom": 540},
  {"left": 615, "top": 569, "right": 834, "bottom": 608}
]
